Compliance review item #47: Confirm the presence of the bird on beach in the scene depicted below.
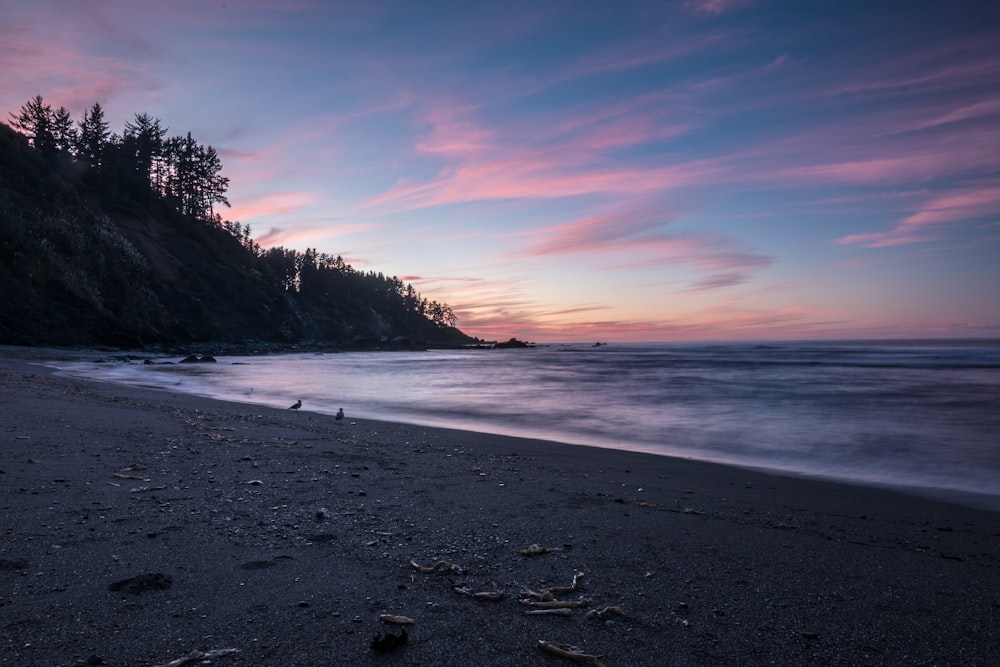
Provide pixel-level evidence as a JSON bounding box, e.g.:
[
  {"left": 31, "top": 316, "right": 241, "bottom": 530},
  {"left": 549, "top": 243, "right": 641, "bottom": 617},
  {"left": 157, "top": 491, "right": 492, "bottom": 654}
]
[
  {"left": 289, "top": 399, "right": 302, "bottom": 411},
  {"left": 336, "top": 408, "right": 344, "bottom": 421}
]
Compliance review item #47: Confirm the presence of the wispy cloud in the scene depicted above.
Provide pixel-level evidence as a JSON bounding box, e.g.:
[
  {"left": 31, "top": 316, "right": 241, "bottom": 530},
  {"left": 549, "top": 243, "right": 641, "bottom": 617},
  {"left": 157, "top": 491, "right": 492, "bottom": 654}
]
[
  {"left": 838, "top": 184, "right": 1000, "bottom": 247},
  {"left": 507, "top": 207, "right": 773, "bottom": 291}
]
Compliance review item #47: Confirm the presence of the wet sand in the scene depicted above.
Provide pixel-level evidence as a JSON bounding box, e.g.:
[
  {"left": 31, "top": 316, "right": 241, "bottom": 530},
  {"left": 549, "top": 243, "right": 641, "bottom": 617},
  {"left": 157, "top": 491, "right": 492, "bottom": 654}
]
[{"left": 1, "top": 351, "right": 998, "bottom": 666}]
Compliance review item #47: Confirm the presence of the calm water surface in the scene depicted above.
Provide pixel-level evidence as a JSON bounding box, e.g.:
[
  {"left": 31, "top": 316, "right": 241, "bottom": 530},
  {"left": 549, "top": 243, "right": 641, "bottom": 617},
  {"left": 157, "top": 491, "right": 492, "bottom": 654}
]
[{"left": 54, "top": 340, "right": 1000, "bottom": 508}]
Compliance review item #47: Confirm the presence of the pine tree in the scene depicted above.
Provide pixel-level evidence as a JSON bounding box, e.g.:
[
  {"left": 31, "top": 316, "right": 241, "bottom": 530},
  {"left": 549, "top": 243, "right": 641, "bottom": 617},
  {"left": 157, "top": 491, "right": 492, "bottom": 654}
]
[
  {"left": 76, "top": 102, "right": 111, "bottom": 168},
  {"left": 52, "top": 106, "right": 77, "bottom": 154},
  {"left": 122, "top": 112, "right": 167, "bottom": 185},
  {"left": 8, "top": 95, "right": 56, "bottom": 155}
]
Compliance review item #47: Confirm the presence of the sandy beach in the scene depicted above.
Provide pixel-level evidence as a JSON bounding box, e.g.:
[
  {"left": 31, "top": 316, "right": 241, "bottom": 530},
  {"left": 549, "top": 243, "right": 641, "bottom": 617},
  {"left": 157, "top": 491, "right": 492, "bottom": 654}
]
[{"left": 1, "top": 350, "right": 998, "bottom": 666}]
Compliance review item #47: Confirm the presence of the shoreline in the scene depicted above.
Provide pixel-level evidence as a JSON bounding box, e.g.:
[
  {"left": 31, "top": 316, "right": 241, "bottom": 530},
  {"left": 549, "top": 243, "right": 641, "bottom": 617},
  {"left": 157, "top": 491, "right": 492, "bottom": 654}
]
[
  {"left": 29, "top": 344, "right": 1000, "bottom": 513},
  {"left": 2, "top": 351, "right": 999, "bottom": 665}
]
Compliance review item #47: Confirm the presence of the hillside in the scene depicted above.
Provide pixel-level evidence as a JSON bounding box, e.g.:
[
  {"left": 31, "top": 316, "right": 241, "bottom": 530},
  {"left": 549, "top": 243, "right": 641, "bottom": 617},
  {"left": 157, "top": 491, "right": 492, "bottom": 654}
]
[{"left": 0, "top": 121, "right": 473, "bottom": 348}]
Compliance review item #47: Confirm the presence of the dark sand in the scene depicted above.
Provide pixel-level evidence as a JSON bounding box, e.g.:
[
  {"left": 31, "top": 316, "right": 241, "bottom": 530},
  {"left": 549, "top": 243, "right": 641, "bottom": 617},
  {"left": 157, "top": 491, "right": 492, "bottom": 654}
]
[{"left": 1, "top": 351, "right": 998, "bottom": 666}]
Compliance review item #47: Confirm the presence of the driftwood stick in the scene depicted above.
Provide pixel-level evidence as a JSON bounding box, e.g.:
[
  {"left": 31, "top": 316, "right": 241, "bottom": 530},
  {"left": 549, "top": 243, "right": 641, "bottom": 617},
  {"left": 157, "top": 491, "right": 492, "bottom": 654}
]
[
  {"left": 537, "top": 640, "right": 604, "bottom": 666},
  {"left": 526, "top": 607, "right": 573, "bottom": 616},
  {"left": 153, "top": 648, "right": 239, "bottom": 667},
  {"left": 522, "top": 596, "right": 592, "bottom": 609},
  {"left": 543, "top": 571, "right": 585, "bottom": 595},
  {"left": 453, "top": 581, "right": 505, "bottom": 600},
  {"left": 585, "top": 606, "right": 624, "bottom": 620},
  {"left": 519, "top": 543, "right": 561, "bottom": 556},
  {"left": 520, "top": 587, "right": 554, "bottom": 602},
  {"left": 379, "top": 614, "right": 414, "bottom": 625},
  {"left": 409, "top": 559, "right": 461, "bottom": 574}
]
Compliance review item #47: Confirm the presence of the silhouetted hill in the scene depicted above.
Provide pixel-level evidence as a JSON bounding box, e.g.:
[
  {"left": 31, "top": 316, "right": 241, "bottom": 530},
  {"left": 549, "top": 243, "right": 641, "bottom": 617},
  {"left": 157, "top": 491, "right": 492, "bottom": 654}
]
[{"left": 0, "top": 122, "right": 473, "bottom": 348}]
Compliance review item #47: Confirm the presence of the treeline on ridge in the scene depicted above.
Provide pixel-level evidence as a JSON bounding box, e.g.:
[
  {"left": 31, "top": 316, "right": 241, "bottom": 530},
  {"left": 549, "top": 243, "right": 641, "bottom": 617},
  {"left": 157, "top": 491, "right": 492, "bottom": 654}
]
[{"left": 0, "top": 95, "right": 468, "bottom": 348}]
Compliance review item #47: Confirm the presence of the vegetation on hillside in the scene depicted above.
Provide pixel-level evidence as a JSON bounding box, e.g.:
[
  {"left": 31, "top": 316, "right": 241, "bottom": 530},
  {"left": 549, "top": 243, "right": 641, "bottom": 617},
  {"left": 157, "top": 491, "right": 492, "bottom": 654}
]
[{"left": 0, "top": 95, "right": 470, "bottom": 348}]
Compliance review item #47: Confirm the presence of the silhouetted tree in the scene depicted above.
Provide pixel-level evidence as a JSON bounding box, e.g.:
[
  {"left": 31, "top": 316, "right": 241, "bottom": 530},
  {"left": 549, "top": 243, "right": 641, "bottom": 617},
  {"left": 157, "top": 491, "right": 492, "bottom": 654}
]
[
  {"left": 76, "top": 102, "right": 110, "bottom": 168},
  {"left": 8, "top": 95, "right": 56, "bottom": 156},
  {"left": 122, "top": 112, "right": 166, "bottom": 184},
  {"left": 52, "top": 106, "right": 77, "bottom": 154}
]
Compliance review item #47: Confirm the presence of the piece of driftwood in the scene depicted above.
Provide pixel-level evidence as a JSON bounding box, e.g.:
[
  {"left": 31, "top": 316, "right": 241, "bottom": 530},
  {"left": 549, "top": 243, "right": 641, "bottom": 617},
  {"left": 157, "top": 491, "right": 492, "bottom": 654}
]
[
  {"left": 585, "top": 606, "right": 624, "bottom": 620},
  {"left": 152, "top": 648, "right": 239, "bottom": 667},
  {"left": 453, "top": 581, "right": 505, "bottom": 600},
  {"left": 537, "top": 640, "right": 604, "bottom": 666},
  {"left": 520, "top": 587, "right": 554, "bottom": 602},
  {"left": 521, "top": 571, "right": 585, "bottom": 601},
  {"left": 409, "top": 559, "right": 461, "bottom": 574},
  {"left": 526, "top": 607, "right": 573, "bottom": 616},
  {"left": 522, "top": 595, "right": 592, "bottom": 609},
  {"left": 544, "top": 571, "right": 584, "bottom": 595},
  {"left": 519, "top": 543, "right": 561, "bottom": 556},
  {"left": 379, "top": 614, "right": 414, "bottom": 625}
]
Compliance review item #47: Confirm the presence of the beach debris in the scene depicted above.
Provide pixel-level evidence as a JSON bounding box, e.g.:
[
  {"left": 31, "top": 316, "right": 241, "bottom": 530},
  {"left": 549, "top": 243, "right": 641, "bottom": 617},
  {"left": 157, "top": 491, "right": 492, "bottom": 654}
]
[
  {"left": 112, "top": 472, "right": 149, "bottom": 481},
  {"left": 410, "top": 559, "right": 462, "bottom": 574},
  {"left": 520, "top": 572, "right": 585, "bottom": 601},
  {"left": 379, "top": 614, "right": 415, "bottom": 625},
  {"left": 129, "top": 485, "right": 166, "bottom": 493},
  {"left": 537, "top": 640, "right": 604, "bottom": 666},
  {"left": 370, "top": 628, "right": 407, "bottom": 653},
  {"left": 521, "top": 595, "right": 592, "bottom": 609},
  {"left": 527, "top": 608, "right": 573, "bottom": 616},
  {"left": 107, "top": 572, "right": 172, "bottom": 595},
  {"left": 682, "top": 507, "right": 705, "bottom": 515},
  {"left": 152, "top": 647, "right": 239, "bottom": 667},
  {"left": 585, "top": 606, "right": 624, "bottom": 621},
  {"left": 453, "top": 581, "right": 505, "bottom": 600},
  {"left": 112, "top": 465, "right": 148, "bottom": 481},
  {"left": 246, "top": 479, "right": 264, "bottom": 485},
  {"left": 519, "top": 543, "right": 561, "bottom": 556}
]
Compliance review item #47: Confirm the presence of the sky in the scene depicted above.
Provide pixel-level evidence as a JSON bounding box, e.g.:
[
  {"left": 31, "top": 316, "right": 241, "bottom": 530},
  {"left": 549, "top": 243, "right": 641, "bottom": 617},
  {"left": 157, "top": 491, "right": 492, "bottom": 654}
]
[{"left": 2, "top": 0, "right": 999, "bottom": 342}]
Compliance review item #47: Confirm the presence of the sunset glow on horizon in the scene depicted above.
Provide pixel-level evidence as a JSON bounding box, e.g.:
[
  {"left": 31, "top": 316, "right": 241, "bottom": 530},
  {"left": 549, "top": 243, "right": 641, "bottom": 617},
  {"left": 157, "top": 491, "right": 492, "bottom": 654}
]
[{"left": 2, "top": 0, "right": 998, "bottom": 342}]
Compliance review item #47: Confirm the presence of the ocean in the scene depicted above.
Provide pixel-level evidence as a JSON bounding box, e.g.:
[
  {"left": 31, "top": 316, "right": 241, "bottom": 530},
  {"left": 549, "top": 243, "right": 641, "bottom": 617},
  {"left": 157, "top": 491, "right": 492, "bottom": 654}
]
[{"left": 53, "top": 340, "right": 1000, "bottom": 509}]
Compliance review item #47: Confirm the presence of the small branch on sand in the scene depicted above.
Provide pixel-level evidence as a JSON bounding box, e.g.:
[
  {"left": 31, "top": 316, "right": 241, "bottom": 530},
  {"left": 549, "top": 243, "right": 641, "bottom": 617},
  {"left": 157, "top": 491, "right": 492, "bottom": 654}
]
[
  {"left": 519, "top": 543, "right": 561, "bottom": 556},
  {"left": 585, "top": 606, "right": 624, "bottom": 620},
  {"left": 409, "top": 559, "right": 462, "bottom": 574},
  {"left": 453, "top": 581, "right": 505, "bottom": 600},
  {"left": 537, "top": 640, "right": 604, "bottom": 666},
  {"left": 378, "top": 614, "right": 414, "bottom": 625},
  {"left": 520, "top": 572, "right": 585, "bottom": 601},
  {"left": 521, "top": 595, "right": 592, "bottom": 609},
  {"left": 152, "top": 648, "right": 239, "bottom": 667},
  {"left": 544, "top": 571, "right": 584, "bottom": 596},
  {"left": 527, "top": 607, "right": 573, "bottom": 616}
]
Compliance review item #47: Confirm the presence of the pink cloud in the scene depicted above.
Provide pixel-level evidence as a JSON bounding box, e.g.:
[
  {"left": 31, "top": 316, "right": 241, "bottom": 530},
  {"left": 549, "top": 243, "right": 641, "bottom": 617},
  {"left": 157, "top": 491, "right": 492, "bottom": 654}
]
[
  {"left": 838, "top": 184, "right": 1000, "bottom": 247},
  {"left": 228, "top": 191, "right": 322, "bottom": 222},
  {"left": 506, "top": 207, "right": 772, "bottom": 291}
]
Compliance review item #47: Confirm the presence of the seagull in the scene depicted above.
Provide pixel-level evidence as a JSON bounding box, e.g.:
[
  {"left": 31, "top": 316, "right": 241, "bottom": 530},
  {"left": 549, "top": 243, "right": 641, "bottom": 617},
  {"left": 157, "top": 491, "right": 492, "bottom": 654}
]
[
  {"left": 289, "top": 399, "right": 302, "bottom": 411},
  {"left": 335, "top": 408, "right": 344, "bottom": 421}
]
